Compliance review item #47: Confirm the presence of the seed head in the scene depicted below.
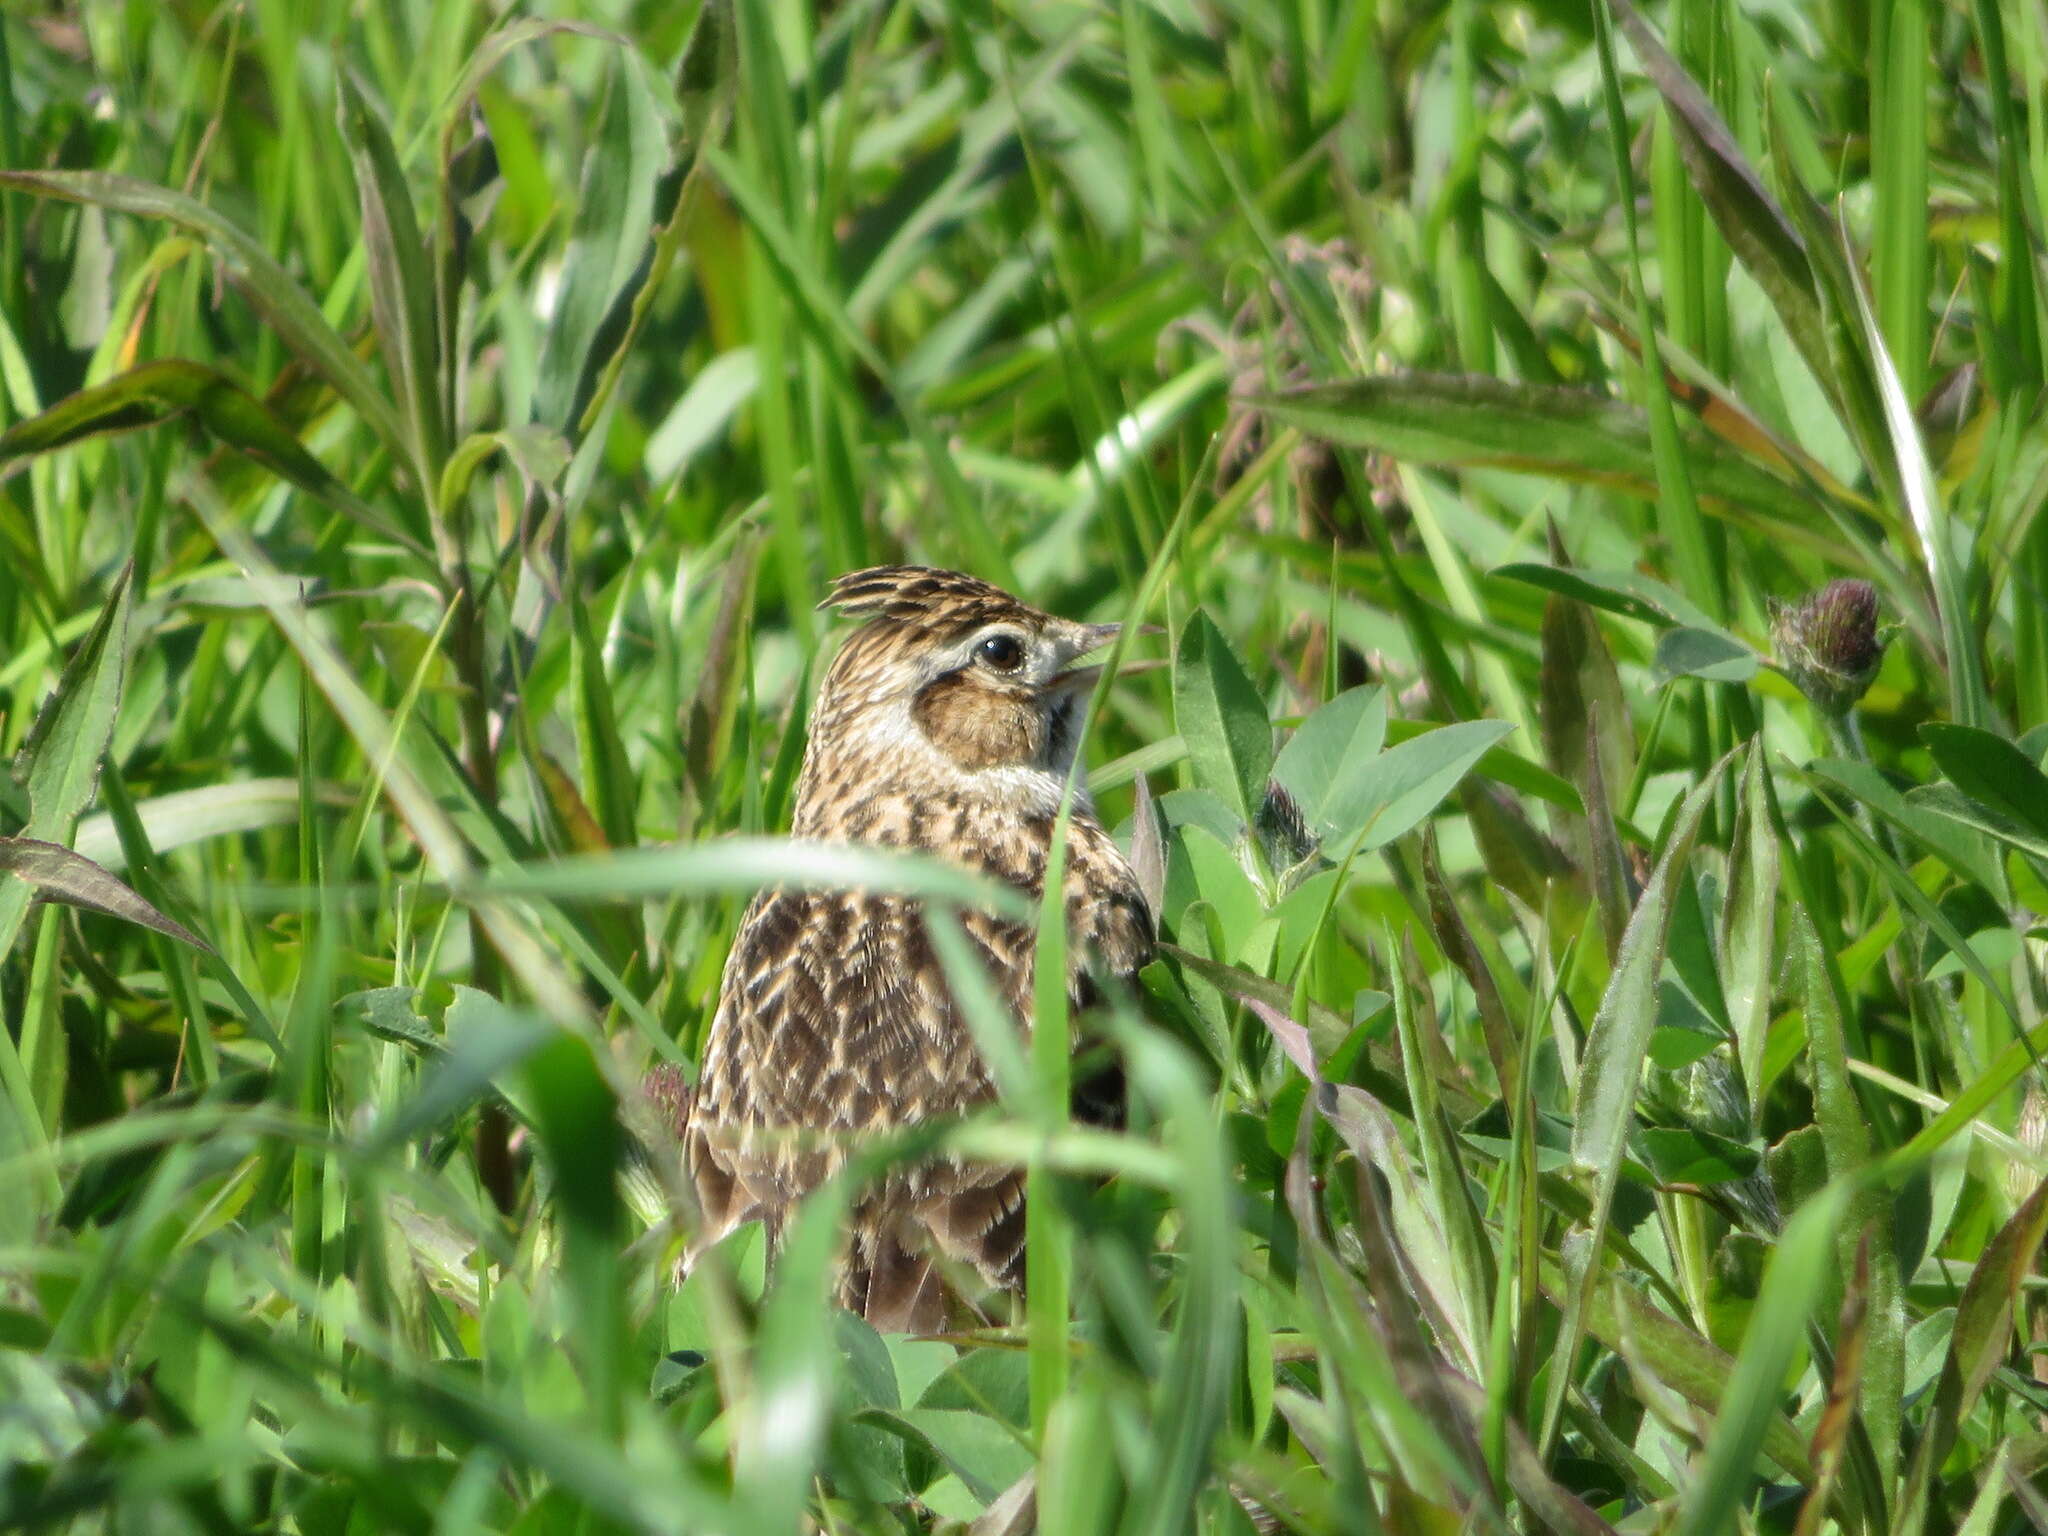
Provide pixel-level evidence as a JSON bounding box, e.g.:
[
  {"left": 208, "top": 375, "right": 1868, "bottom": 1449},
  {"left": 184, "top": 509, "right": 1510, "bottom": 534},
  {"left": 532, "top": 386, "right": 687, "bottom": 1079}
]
[{"left": 1770, "top": 579, "right": 1884, "bottom": 717}]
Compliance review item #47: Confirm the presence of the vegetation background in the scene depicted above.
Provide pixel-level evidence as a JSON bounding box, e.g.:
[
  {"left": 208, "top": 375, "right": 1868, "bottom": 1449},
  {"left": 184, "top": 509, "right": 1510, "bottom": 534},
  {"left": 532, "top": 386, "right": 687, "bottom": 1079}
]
[{"left": 1, "top": 0, "right": 2046, "bottom": 1530}]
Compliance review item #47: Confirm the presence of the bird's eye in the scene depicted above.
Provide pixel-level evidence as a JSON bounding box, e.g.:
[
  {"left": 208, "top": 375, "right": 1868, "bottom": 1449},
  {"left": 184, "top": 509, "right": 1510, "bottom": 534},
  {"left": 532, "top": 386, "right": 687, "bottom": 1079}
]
[{"left": 976, "top": 633, "right": 1025, "bottom": 671}]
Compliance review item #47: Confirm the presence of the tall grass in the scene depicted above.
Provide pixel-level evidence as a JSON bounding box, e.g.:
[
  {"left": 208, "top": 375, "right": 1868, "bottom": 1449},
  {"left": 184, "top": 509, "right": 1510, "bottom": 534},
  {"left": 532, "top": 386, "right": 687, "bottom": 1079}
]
[{"left": 1, "top": 0, "right": 2045, "bottom": 1530}]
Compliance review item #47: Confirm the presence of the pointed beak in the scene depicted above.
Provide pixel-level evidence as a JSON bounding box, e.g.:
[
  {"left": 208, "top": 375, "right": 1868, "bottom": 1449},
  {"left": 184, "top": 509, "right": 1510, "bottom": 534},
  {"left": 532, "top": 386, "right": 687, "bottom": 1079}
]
[
  {"left": 1049, "top": 621, "right": 1169, "bottom": 693},
  {"left": 1046, "top": 622, "right": 1118, "bottom": 695},
  {"left": 1073, "top": 622, "right": 1122, "bottom": 654}
]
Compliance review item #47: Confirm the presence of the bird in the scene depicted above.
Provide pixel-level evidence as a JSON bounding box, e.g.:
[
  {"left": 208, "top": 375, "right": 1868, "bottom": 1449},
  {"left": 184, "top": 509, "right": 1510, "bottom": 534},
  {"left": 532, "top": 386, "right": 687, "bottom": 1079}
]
[{"left": 681, "top": 565, "right": 1154, "bottom": 1332}]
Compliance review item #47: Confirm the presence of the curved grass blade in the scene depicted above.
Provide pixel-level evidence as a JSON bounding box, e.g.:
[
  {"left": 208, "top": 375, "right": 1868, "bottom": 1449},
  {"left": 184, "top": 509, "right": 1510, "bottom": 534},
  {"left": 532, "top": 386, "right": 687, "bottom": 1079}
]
[
  {"left": 0, "top": 169, "right": 409, "bottom": 462},
  {"left": 1722, "top": 740, "right": 1778, "bottom": 1112},
  {"left": 338, "top": 70, "right": 446, "bottom": 486},
  {"left": 0, "top": 360, "right": 417, "bottom": 550},
  {"left": 1259, "top": 373, "right": 1816, "bottom": 525},
  {"left": 1605, "top": 0, "right": 1828, "bottom": 394}
]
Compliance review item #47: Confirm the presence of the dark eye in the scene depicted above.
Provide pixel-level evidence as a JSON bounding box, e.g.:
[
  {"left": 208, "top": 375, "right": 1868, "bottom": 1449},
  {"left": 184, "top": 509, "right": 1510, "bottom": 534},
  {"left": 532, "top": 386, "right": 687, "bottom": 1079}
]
[{"left": 976, "top": 633, "right": 1024, "bottom": 671}]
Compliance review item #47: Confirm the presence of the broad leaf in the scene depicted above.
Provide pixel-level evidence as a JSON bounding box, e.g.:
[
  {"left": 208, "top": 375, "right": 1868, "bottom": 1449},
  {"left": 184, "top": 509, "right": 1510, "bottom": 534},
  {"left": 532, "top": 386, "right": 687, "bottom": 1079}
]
[
  {"left": 1921, "top": 723, "right": 2048, "bottom": 845},
  {"left": 1172, "top": 611, "right": 1272, "bottom": 825},
  {"left": 0, "top": 838, "right": 210, "bottom": 952},
  {"left": 1653, "top": 626, "right": 1759, "bottom": 684},
  {"left": 1637, "top": 1127, "right": 1759, "bottom": 1185},
  {"left": 1270, "top": 685, "right": 1386, "bottom": 830},
  {"left": 1318, "top": 719, "right": 1515, "bottom": 852}
]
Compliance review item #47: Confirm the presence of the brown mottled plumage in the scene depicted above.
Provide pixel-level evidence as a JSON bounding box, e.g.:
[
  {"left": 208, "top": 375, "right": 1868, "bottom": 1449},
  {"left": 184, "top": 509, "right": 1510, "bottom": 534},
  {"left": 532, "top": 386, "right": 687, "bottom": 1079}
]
[{"left": 683, "top": 566, "right": 1153, "bottom": 1331}]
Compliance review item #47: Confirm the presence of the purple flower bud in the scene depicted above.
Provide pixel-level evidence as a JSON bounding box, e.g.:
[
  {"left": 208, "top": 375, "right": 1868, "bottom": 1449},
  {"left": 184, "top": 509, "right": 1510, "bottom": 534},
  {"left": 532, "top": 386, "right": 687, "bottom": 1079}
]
[{"left": 1770, "top": 579, "right": 1884, "bottom": 716}]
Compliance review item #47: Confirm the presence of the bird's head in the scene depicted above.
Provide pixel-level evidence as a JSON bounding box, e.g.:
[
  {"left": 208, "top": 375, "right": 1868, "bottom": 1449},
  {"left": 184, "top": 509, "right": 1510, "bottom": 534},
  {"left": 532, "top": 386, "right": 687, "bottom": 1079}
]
[{"left": 801, "top": 567, "right": 1120, "bottom": 816}]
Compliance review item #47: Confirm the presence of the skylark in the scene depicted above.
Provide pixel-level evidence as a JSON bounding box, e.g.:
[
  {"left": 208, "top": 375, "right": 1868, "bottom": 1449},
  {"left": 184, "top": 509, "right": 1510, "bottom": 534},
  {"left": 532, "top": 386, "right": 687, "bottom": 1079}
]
[{"left": 683, "top": 566, "right": 1152, "bottom": 1331}]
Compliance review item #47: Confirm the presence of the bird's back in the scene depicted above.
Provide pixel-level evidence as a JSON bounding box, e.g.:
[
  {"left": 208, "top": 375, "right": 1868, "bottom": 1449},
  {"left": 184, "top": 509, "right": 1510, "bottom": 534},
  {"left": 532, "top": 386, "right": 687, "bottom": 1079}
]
[{"left": 685, "top": 809, "right": 1150, "bottom": 1329}]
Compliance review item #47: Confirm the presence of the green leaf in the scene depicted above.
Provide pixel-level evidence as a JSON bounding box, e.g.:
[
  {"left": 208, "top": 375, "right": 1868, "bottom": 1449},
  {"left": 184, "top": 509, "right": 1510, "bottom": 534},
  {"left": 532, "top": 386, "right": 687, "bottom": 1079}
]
[
  {"left": 1536, "top": 529, "right": 1635, "bottom": 847},
  {"left": 1674, "top": 1178, "right": 1854, "bottom": 1536},
  {"left": 1652, "top": 626, "right": 1759, "bottom": 684},
  {"left": 1637, "top": 1126, "right": 1758, "bottom": 1185},
  {"left": 337, "top": 70, "right": 445, "bottom": 484},
  {"left": 1721, "top": 742, "right": 1778, "bottom": 1113},
  {"left": 1172, "top": 611, "right": 1272, "bottom": 825},
  {"left": 16, "top": 565, "right": 131, "bottom": 842},
  {"left": 536, "top": 54, "right": 671, "bottom": 432},
  {"left": 1157, "top": 943, "right": 1354, "bottom": 1063},
  {"left": 1796, "top": 770, "right": 2022, "bottom": 1026},
  {"left": 0, "top": 169, "right": 410, "bottom": 461},
  {"left": 521, "top": 1030, "right": 626, "bottom": 1431},
  {"left": 1556, "top": 754, "right": 1728, "bottom": 1440},
  {"left": 1038, "top": 1390, "right": 1121, "bottom": 1530},
  {"left": 437, "top": 425, "right": 571, "bottom": 529},
  {"left": 1270, "top": 685, "right": 1386, "bottom": 830},
  {"left": 1763, "top": 116, "right": 1898, "bottom": 513},
  {"left": 1794, "top": 905, "right": 1903, "bottom": 1479},
  {"left": 1605, "top": 0, "right": 1831, "bottom": 403},
  {"left": 1907, "top": 782, "right": 2048, "bottom": 862},
  {"left": 335, "top": 987, "right": 441, "bottom": 1055},
  {"left": 1259, "top": 373, "right": 1818, "bottom": 525},
  {"left": 568, "top": 584, "right": 639, "bottom": 852},
  {"left": 462, "top": 837, "right": 1031, "bottom": 919},
  {"left": 73, "top": 777, "right": 351, "bottom": 871},
  {"left": 737, "top": 1165, "right": 853, "bottom": 1528},
  {"left": 1949, "top": 1180, "right": 2048, "bottom": 1425},
  {"left": 1318, "top": 719, "right": 1516, "bottom": 852},
  {"left": 876, "top": 1408, "right": 1035, "bottom": 1507},
  {"left": 1493, "top": 561, "right": 1719, "bottom": 630},
  {"left": 0, "top": 838, "right": 211, "bottom": 951},
  {"left": 682, "top": 535, "right": 762, "bottom": 813},
  {"left": 1846, "top": 222, "right": 1988, "bottom": 727},
  {"left": 0, "top": 570, "right": 132, "bottom": 1216},
  {"left": 1896, "top": 1178, "right": 2048, "bottom": 1531},
  {"left": 367, "top": 988, "right": 551, "bottom": 1151},
  {"left": 1544, "top": 1262, "right": 1815, "bottom": 1484},
  {"left": 1589, "top": 0, "right": 1719, "bottom": 620},
  {"left": 1164, "top": 825, "right": 1266, "bottom": 965},
  {"left": 1920, "top": 723, "right": 2048, "bottom": 845},
  {"left": 0, "top": 361, "right": 415, "bottom": 549},
  {"left": 1803, "top": 760, "right": 2007, "bottom": 896},
  {"left": 1420, "top": 833, "right": 1519, "bottom": 1100}
]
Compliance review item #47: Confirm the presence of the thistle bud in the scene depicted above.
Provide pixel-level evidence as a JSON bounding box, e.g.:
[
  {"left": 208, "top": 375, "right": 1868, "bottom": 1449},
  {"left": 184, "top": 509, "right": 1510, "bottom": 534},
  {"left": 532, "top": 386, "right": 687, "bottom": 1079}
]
[{"left": 1770, "top": 579, "right": 1884, "bottom": 717}]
